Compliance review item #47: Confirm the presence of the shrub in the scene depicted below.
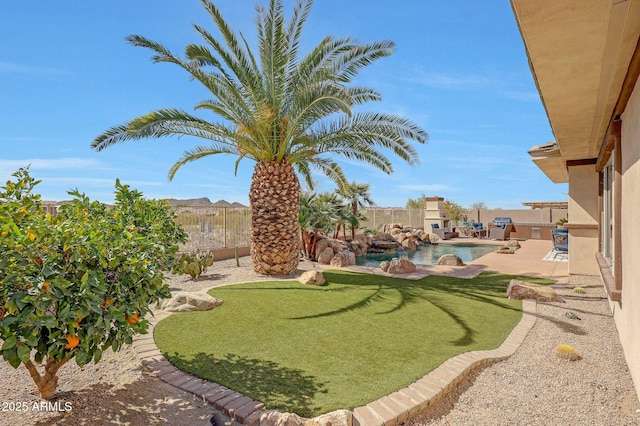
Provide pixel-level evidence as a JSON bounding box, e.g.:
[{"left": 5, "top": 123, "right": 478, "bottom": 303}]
[
  {"left": 0, "top": 168, "right": 186, "bottom": 399},
  {"left": 553, "top": 344, "right": 581, "bottom": 361},
  {"left": 172, "top": 250, "right": 214, "bottom": 279}
]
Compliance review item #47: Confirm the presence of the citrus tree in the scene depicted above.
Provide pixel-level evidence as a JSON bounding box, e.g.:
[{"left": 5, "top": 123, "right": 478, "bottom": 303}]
[{"left": 0, "top": 168, "right": 186, "bottom": 399}]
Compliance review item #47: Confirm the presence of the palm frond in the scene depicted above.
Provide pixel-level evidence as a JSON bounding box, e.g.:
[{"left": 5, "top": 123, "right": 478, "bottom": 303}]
[{"left": 168, "top": 144, "right": 237, "bottom": 180}]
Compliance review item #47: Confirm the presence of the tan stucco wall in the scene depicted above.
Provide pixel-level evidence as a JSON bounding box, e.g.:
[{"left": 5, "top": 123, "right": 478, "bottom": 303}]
[
  {"left": 567, "top": 165, "right": 599, "bottom": 275},
  {"left": 618, "top": 81, "right": 640, "bottom": 399}
]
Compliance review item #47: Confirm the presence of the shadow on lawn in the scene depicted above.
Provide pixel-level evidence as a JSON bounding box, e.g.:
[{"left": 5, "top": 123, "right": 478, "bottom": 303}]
[
  {"left": 165, "top": 352, "right": 326, "bottom": 417},
  {"left": 293, "top": 271, "right": 537, "bottom": 347}
]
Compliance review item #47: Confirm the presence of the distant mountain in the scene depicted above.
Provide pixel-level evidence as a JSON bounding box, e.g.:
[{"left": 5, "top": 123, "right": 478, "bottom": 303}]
[{"left": 165, "top": 198, "right": 247, "bottom": 208}]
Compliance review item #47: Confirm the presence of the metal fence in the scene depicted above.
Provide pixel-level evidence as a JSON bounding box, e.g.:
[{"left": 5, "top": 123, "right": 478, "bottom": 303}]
[
  {"left": 172, "top": 206, "right": 251, "bottom": 252},
  {"left": 172, "top": 206, "right": 425, "bottom": 252},
  {"left": 359, "top": 207, "right": 425, "bottom": 231}
]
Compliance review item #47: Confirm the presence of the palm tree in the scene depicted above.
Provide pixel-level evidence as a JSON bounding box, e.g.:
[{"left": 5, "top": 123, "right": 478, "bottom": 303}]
[
  {"left": 299, "top": 191, "right": 343, "bottom": 260},
  {"left": 337, "top": 181, "right": 375, "bottom": 239},
  {"left": 91, "top": 0, "right": 428, "bottom": 275}
]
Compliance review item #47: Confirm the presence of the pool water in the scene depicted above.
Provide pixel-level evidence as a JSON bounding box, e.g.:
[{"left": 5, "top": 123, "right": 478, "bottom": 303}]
[{"left": 355, "top": 243, "right": 496, "bottom": 267}]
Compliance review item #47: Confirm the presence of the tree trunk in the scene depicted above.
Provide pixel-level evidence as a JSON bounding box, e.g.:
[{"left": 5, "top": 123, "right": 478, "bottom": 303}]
[
  {"left": 24, "top": 357, "right": 69, "bottom": 400},
  {"left": 310, "top": 230, "right": 319, "bottom": 261},
  {"left": 249, "top": 160, "right": 300, "bottom": 275}
]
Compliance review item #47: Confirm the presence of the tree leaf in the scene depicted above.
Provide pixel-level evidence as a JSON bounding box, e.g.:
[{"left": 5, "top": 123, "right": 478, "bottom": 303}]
[
  {"left": 17, "top": 343, "right": 31, "bottom": 363},
  {"left": 1, "top": 335, "right": 17, "bottom": 350}
]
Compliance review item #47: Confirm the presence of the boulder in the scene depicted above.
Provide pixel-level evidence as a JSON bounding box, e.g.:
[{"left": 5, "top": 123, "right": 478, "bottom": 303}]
[
  {"left": 507, "top": 279, "right": 564, "bottom": 302},
  {"left": 260, "top": 411, "right": 306, "bottom": 426},
  {"left": 401, "top": 237, "right": 418, "bottom": 251},
  {"left": 381, "top": 258, "right": 416, "bottom": 274},
  {"left": 371, "top": 240, "right": 400, "bottom": 250},
  {"left": 505, "top": 240, "right": 521, "bottom": 249},
  {"left": 390, "top": 228, "right": 403, "bottom": 235},
  {"left": 495, "top": 247, "right": 515, "bottom": 254},
  {"left": 298, "top": 270, "right": 325, "bottom": 286},
  {"left": 330, "top": 240, "right": 347, "bottom": 253},
  {"left": 330, "top": 251, "right": 355, "bottom": 267},
  {"left": 374, "top": 232, "right": 395, "bottom": 242},
  {"left": 317, "top": 247, "right": 335, "bottom": 264},
  {"left": 437, "top": 254, "right": 465, "bottom": 266},
  {"left": 305, "top": 409, "right": 353, "bottom": 426},
  {"left": 315, "top": 238, "right": 331, "bottom": 256},
  {"left": 395, "top": 232, "right": 408, "bottom": 243},
  {"left": 160, "top": 292, "right": 223, "bottom": 312}
]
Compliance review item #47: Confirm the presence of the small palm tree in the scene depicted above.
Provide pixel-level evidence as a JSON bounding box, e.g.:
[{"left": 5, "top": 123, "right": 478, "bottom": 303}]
[
  {"left": 337, "top": 181, "right": 375, "bottom": 239},
  {"left": 299, "top": 191, "right": 343, "bottom": 260},
  {"left": 91, "top": 0, "right": 427, "bottom": 275}
]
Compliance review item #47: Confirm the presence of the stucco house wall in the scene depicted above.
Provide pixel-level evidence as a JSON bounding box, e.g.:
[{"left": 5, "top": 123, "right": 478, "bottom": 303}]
[
  {"left": 619, "top": 79, "right": 640, "bottom": 396},
  {"left": 567, "top": 165, "right": 599, "bottom": 276}
]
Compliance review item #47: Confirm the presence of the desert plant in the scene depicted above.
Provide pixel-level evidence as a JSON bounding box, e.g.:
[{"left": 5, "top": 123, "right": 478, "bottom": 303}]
[
  {"left": 0, "top": 168, "right": 186, "bottom": 399},
  {"left": 553, "top": 344, "right": 581, "bottom": 361},
  {"left": 172, "top": 250, "right": 214, "bottom": 279},
  {"left": 573, "top": 286, "right": 586, "bottom": 294}
]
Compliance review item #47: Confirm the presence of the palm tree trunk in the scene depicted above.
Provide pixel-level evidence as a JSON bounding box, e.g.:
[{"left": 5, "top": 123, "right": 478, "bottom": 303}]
[
  {"left": 249, "top": 160, "right": 300, "bottom": 275},
  {"left": 351, "top": 201, "right": 357, "bottom": 239}
]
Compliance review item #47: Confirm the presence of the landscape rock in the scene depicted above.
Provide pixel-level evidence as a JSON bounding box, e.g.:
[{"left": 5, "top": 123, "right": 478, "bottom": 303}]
[
  {"left": 374, "top": 232, "right": 396, "bottom": 242},
  {"left": 437, "top": 254, "right": 465, "bottom": 266},
  {"left": 395, "top": 232, "right": 408, "bottom": 243},
  {"left": 505, "top": 240, "right": 521, "bottom": 249},
  {"left": 381, "top": 258, "right": 417, "bottom": 274},
  {"left": 317, "top": 247, "right": 335, "bottom": 264},
  {"left": 401, "top": 237, "right": 419, "bottom": 251},
  {"left": 495, "top": 247, "right": 515, "bottom": 254},
  {"left": 330, "top": 240, "right": 347, "bottom": 253},
  {"left": 507, "top": 279, "right": 564, "bottom": 302},
  {"left": 305, "top": 409, "right": 353, "bottom": 426},
  {"left": 160, "top": 292, "right": 223, "bottom": 312},
  {"left": 298, "top": 270, "right": 325, "bottom": 286},
  {"left": 260, "top": 411, "right": 306, "bottom": 426},
  {"left": 315, "top": 238, "right": 331, "bottom": 257},
  {"left": 330, "top": 251, "right": 355, "bottom": 267},
  {"left": 371, "top": 240, "right": 400, "bottom": 250}
]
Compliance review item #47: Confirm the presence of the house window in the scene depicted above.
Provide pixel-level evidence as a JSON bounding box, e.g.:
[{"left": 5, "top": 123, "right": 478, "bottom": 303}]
[{"left": 601, "top": 160, "right": 614, "bottom": 265}]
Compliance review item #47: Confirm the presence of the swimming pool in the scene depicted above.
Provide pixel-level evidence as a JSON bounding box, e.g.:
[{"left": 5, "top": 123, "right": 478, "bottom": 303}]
[{"left": 355, "top": 243, "right": 496, "bottom": 267}]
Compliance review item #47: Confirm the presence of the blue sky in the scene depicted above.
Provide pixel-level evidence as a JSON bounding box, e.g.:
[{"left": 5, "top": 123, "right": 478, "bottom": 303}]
[{"left": 0, "top": 1, "right": 566, "bottom": 209}]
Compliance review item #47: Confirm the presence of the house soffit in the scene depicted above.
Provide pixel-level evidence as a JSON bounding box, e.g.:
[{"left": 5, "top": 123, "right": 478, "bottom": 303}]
[{"left": 512, "top": 0, "right": 640, "bottom": 177}]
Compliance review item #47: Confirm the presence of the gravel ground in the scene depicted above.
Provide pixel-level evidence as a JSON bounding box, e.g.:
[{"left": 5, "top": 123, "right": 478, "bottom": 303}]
[
  {"left": 1, "top": 259, "right": 638, "bottom": 425},
  {"left": 406, "top": 275, "right": 640, "bottom": 426}
]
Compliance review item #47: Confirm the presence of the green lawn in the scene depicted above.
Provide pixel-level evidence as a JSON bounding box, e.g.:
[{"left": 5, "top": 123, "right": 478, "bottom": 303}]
[{"left": 154, "top": 271, "right": 553, "bottom": 417}]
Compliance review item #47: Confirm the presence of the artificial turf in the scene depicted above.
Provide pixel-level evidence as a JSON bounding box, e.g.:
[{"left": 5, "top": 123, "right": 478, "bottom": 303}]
[{"left": 153, "top": 271, "right": 553, "bottom": 417}]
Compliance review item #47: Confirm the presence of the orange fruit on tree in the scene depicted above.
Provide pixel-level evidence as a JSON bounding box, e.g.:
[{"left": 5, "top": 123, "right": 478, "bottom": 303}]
[
  {"left": 126, "top": 313, "right": 139, "bottom": 324},
  {"left": 65, "top": 335, "right": 79, "bottom": 349}
]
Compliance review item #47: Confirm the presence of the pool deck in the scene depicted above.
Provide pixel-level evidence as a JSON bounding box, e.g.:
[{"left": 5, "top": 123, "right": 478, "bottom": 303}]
[
  {"left": 134, "top": 238, "right": 568, "bottom": 425},
  {"left": 341, "top": 238, "right": 568, "bottom": 283}
]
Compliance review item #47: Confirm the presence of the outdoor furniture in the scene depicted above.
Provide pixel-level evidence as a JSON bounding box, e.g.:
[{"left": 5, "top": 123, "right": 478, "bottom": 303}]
[
  {"left": 470, "top": 222, "right": 486, "bottom": 238},
  {"left": 489, "top": 223, "right": 514, "bottom": 240},
  {"left": 551, "top": 228, "right": 568, "bottom": 252},
  {"left": 431, "top": 223, "right": 453, "bottom": 240},
  {"left": 458, "top": 221, "right": 472, "bottom": 236}
]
